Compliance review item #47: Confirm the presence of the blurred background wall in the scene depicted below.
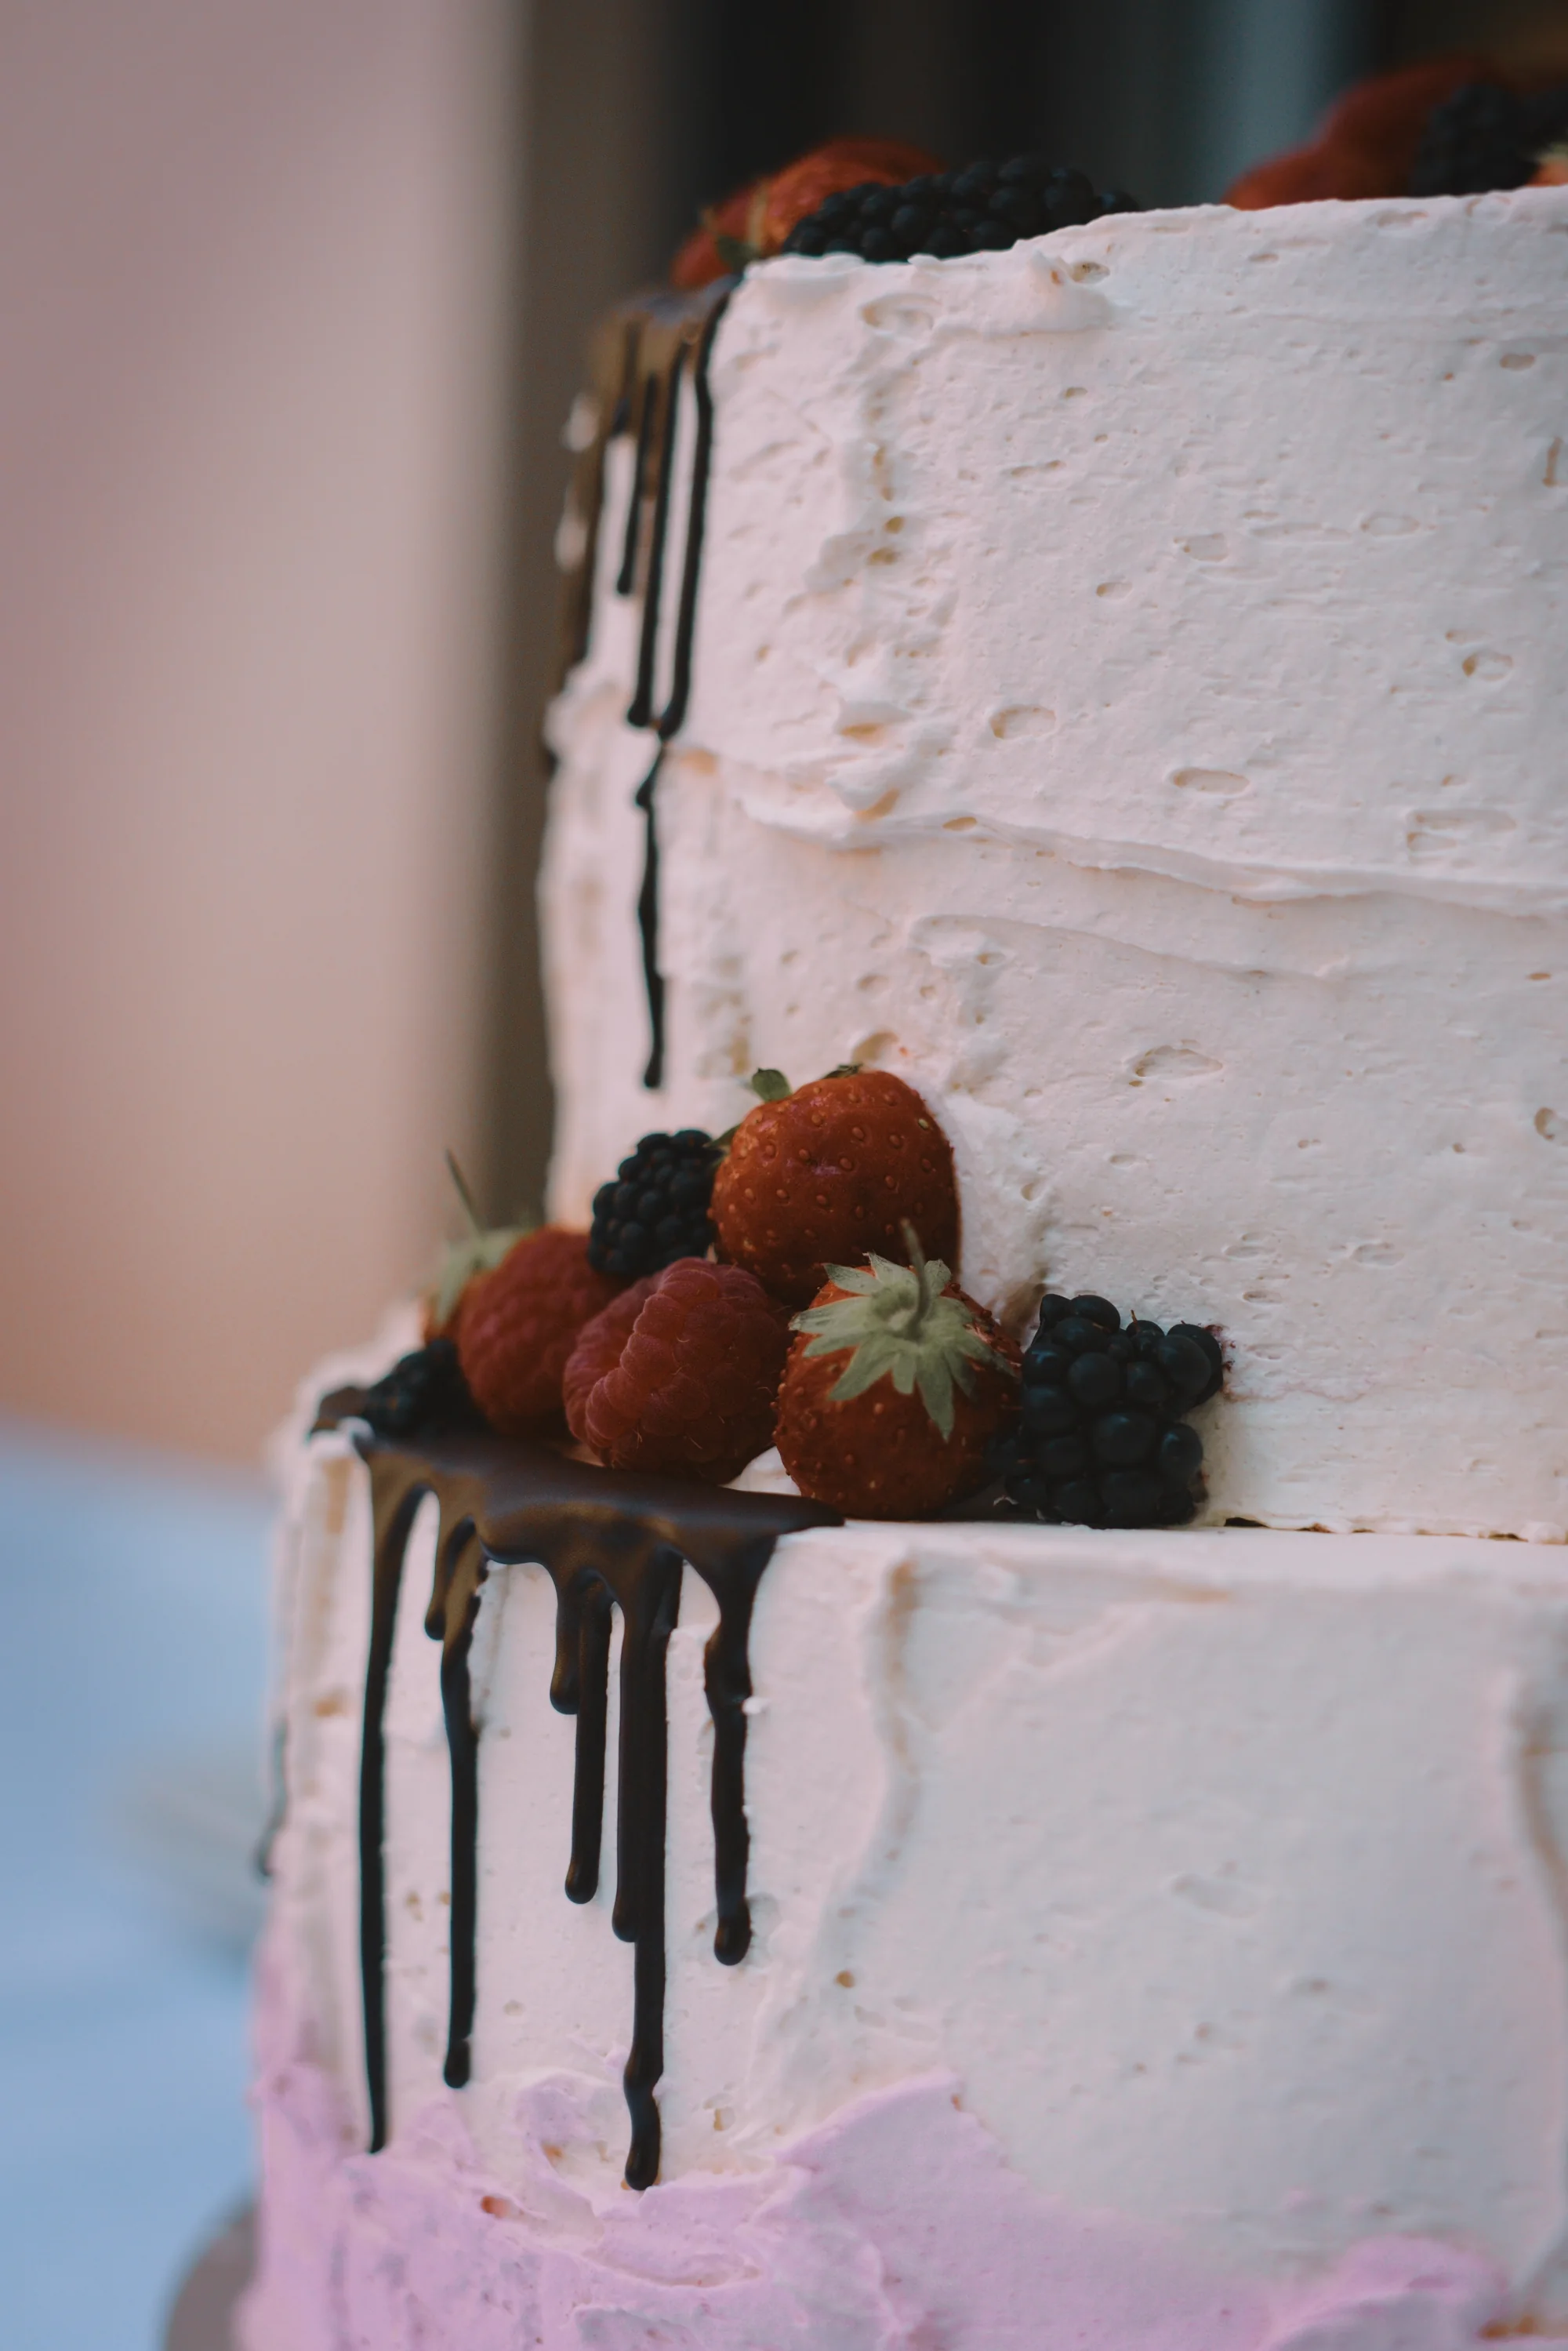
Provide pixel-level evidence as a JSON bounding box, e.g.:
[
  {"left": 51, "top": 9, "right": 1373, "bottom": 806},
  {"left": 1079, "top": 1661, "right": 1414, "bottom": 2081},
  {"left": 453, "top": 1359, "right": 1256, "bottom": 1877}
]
[
  {"left": 0, "top": 1, "right": 524, "bottom": 1458},
  {"left": 2, "top": 0, "right": 1564, "bottom": 1465}
]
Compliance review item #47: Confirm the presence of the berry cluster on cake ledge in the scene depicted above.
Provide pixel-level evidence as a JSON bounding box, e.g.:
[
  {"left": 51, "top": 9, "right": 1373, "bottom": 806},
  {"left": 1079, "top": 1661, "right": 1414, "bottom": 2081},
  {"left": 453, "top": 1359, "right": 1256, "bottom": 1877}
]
[
  {"left": 995, "top": 1294, "right": 1222, "bottom": 1530},
  {"left": 306, "top": 1051, "right": 1224, "bottom": 2200},
  {"left": 336, "top": 1065, "right": 1225, "bottom": 1532}
]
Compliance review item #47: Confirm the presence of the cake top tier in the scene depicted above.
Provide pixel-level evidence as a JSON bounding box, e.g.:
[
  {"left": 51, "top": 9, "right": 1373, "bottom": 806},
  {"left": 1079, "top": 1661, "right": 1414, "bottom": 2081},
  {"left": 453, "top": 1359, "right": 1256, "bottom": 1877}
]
[
  {"left": 541, "top": 184, "right": 1568, "bottom": 1546},
  {"left": 671, "top": 191, "right": 1567, "bottom": 909}
]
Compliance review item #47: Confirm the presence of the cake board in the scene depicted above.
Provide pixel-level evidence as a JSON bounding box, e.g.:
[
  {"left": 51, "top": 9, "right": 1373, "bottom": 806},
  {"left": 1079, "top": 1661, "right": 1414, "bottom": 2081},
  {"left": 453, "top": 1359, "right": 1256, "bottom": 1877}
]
[{"left": 163, "top": 2205, "right": 253, "bottom": 2351}]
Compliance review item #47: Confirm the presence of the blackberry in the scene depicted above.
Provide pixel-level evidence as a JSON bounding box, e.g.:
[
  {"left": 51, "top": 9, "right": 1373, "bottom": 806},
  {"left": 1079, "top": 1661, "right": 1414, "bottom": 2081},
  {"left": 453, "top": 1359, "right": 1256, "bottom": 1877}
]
[
  {"left": 359, "top": 1338, "right": 481, "bottom": 1441},
  {"left": 781, "top": 155, "right": 1140, "bottom": 266},
  {"left": 587, "top": 1128, "right": 720, "bottom": 1278},
  {"left": 991, "top": 1292, "right": 1222, "bottom": 1528},
  {"left": 1410, "top": 82, "right": 1568, "bottom": 197}
]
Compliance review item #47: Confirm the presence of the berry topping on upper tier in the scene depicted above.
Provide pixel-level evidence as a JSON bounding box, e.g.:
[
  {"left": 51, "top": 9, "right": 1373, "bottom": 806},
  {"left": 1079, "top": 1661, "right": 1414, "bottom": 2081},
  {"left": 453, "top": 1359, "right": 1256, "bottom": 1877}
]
[
  {"left": 1224, "top": 50, "right": 1568, "bottom": 208},
  {"left": 358, "top": 1337, "right": 483, "bottom": 1441},
  {"left": 1410, "top": 80, "right": 1568, "bottom": 196},
  {"left": 563, "top": 1259, "right": 790, "bottom": 1484},
  {"left": 711, "top": 1068, "right": 960, "bottom": 1308},
  {"left": 672, "top": 137, "right": 942, "bottom": 289},
  {"left": 776, "top": 1245, "right": 1020, "bottom": 1518},
  {"left": 781, "top": 156, "right": 1138, "bottom": 263},
  {"left": 992, "top": 1293, "right": 1224, "bottom": 1529},
  {"left": 457, "top": 1227, "right": 625, "bottom": 1437},
  {"left": 588, "top": 1128, "right": 720, "bottom": 1280}
]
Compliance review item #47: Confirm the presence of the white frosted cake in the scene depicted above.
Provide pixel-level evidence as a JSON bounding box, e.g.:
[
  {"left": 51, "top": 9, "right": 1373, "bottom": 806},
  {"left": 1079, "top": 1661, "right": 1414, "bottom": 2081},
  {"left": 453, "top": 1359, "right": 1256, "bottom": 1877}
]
[
  {"left": 244, "top": 184, "right": 1568, "bottom": 2349},
  {"left": 546, "top": 190, "right": 1568, "bottom": 1543}
]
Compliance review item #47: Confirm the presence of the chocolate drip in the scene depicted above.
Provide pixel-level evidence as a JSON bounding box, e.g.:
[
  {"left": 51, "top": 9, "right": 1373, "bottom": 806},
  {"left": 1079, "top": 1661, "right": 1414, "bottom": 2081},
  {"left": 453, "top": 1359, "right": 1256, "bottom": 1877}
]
[
  {"left": 633, "top": 754, "right": 665, "bottom": 1088},
  {"left": 626, "top": 350, "right": 685, "bottom": 730},
  {"left": 316, "top": 1401, "right": 837, "bottom": 2188},
  {"left": 358, "top": 1471, "right": 430, "bottom": 2153},
  {"left": 562, "top": 1581, "right": 613, "bottom": 1902},
  {"left": 630, "top": 295, "right": 730, "bottom": 1083},
  {"left": 656, "top": 292, "right": 728, "bottom": 743},
  {"left": 702, "top": 1539, "right": 774, "bottom": 1964},
  {"left": 614, "top": 1543, "right": 682, "bottom": 2185},
  {"left": 550, "top": 284, "right": 732, "bottom": 1088},
  {"left": 615, "top": 357, "right": 659, "bottom": 599},
  {"left": 556, "top": 318, "right": 639, "bottom": 685},
  {"left": 557, "top": 279, "right": 729, "bottom": 694},
  {"left": 426, "top": 1519, "right": 488, "bottom": 2090}
]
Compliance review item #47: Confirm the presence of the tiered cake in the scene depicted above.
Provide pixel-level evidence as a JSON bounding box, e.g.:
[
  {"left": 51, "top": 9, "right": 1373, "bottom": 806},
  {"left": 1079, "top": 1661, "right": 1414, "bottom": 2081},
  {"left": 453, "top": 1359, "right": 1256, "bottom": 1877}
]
[{"left": 243, "top": 186, "right": 1568, "bottom": 2349}]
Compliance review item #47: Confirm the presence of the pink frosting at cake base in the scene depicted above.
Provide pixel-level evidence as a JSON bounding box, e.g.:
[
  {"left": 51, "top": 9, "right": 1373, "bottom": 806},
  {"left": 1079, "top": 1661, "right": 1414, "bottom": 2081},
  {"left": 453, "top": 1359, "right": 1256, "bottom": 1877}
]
[{"left": 241, "top": 1946, "right": 1552, "bottom": 2351}]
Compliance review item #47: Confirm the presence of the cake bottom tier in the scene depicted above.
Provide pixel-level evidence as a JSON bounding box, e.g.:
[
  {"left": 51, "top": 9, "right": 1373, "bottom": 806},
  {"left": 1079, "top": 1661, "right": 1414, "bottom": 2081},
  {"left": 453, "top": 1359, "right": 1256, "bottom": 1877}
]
[
  {"left": 252, "top": 1395, "right": 1568, "bottom": 2343},
  {"left": 239, "top": 1988, "right": 1543, "bottom": 2349}
]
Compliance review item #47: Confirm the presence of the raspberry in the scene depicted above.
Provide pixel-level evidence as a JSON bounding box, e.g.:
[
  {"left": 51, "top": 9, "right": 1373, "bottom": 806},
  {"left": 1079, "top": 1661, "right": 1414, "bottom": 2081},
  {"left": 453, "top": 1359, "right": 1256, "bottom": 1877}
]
[
  {"left": 456, "top": 1228, "right": 625, "bottom": 1438},
  {"left": 775, "top": 1249, "right": 1020, "bottom": 1518},
  {"left": 588, "top": 1129, "right": 720, "bottom": 1279},
  {"left": 990, "top": 1292, "right": 1223, "bottom": 1528},
  {"left": 711, "top": 1070, "right": 960, "bottom": 1308},
  {"left": 561, "top": 1277, "right": 655, "bottom": 1440},
  {"left": 780, "top": 155, "right": 1138, "bottom": 266},
  {"left": 563, "top": 1259, "right": 790, "bottom": 1484},
  {"left": 358, "top": 1338, "right": 481, "bottom": 1441}
]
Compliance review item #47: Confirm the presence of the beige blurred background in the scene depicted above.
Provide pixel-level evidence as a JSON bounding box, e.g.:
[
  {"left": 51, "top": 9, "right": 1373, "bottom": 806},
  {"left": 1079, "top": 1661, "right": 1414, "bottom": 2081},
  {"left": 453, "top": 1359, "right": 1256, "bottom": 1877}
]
[
  {"left": 0, "top": 2, "right": 523, "bottom": 1457},
  {"left": 2, "top": 0, "right": 1560, "bottom": 1464},
  {"left": 0, "top": 0, "right": 703, "bottom": 1463}
]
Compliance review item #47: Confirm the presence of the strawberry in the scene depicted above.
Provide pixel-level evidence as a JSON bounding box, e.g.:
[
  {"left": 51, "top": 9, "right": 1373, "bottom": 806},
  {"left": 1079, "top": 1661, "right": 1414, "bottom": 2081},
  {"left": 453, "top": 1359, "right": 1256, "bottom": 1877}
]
[
  {"left": 671, "top": 137, "right": 941, "bottom": 289},
  {"left": 775, "top": 1246, "right": 1020, "bottom": 1519},
  {"left": 423, "top": 1150, "right": 526, "bottom": 1339},
  {"left": 562, "top": 1259, "right": 789, "bottom": 1485},
  {"left": 456, "top": 1227, "right": 624, "bottom": 1437},
  {"left": 711, "top": 1069, "right": 960, "bottom": 1309}
]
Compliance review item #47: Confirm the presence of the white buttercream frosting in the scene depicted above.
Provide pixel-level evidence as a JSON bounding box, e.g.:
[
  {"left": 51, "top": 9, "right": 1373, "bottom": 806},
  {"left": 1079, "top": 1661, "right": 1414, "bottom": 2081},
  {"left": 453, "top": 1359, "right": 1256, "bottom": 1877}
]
[
  {"left": 687, "top": 194, "right": 1568, "bottom": 898},
  {"left": 252, "top": 194, "right": 1568, "bottom": 2346},
  {"left": 543, "top": 190, "right": 1568, "bottom": 1539},
  {"left": 259, "top": 1421, "right": 1568, "bottom": 2331}
]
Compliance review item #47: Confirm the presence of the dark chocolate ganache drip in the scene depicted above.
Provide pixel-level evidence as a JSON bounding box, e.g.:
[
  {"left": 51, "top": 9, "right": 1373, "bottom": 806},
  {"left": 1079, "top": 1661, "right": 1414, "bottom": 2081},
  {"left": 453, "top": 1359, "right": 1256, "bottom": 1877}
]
[
  {"left": 633, "top": 753, "right": 666, "bottom": 1089},
  {"left": 656, "top": 293, "right": 728, "bottom": 745},
  {"left": 311, "top": 1394, "right": 837, "bottom": 2189},
  {"left": 557, "top": 280, "right": 731, "bottom": 691},
  {"left": 551, "top": 282, "right": 731, "bottom": 1091},
  {"left": 427, "top": 1517, "right": 488, "bottom": 2091},
  {"left": 615, "top": 358, "right": 661, "bottom": 600},
  {"left": 625, "top": 347, "right": 684, "bottom": 730}
]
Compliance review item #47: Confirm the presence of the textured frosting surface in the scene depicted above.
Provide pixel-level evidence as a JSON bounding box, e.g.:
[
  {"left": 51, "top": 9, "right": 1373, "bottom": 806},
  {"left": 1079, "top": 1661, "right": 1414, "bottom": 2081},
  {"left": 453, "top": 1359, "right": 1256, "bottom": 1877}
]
[
  {"left": 252, "top": 193, "right": 1568, "bottom": 2346},
  {"left": 257, "top": 1398, "right": 1568, "bottom": 2331},
  {"left": 543, "top": 191, "right": 1568, "bottom": 1538},
  {"left": 685, "top": 195, "right": 1568, "bottom": 891}
]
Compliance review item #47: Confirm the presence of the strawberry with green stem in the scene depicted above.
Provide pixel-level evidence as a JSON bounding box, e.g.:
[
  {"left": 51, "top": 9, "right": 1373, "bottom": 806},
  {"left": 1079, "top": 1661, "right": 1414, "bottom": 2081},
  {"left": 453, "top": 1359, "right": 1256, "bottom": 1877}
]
[
  {"left": 426, "top": 1150, "right": 528, "bottom": 1336},
  {"left": 775, "top": 1226, "right": 1018, "bottom": 1518},
  {"left": 712, "top": 1065, "right": 960, "bottom": 1308}
]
